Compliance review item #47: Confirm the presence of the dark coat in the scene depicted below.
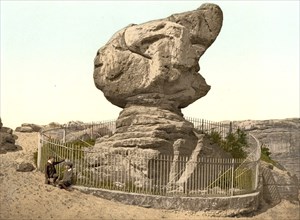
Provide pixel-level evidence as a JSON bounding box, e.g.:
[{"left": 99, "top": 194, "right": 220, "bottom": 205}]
[
  {"left": 62, "top": 169, "right": 73, "bottom": 185},
  {"left": 45, "top": 160, "right": 64, "bottom": 179}
]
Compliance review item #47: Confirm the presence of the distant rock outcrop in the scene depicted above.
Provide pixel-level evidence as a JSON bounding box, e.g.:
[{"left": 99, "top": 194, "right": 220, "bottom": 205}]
[
  {"left": 0, "top": 118, "right": 20, "bottom": 154},
  {"left": 235, "top": 118, "right": 300, "bottom": 185},
  {"left": 15, "top": 123, "right": 42, "bottom": 133}
]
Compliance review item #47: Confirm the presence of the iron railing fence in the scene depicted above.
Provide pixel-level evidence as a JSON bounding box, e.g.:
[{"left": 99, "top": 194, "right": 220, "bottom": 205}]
[
  {"left": 38, "top": 140, "right": 259, "bottom": 197},
  {"left": 38, "top": 117, "right": 260, "bottom": 197},
  {"left": 185, "top": 117, "right": 233, "bottom": 139},
  {"left": 41, "top": 120, "right": 116, "bottom": 143}
]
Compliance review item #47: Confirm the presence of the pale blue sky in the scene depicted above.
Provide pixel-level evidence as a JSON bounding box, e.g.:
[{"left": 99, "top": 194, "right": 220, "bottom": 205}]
[{"left": 1, "top": 0, "right": 299, "bottom": 128}]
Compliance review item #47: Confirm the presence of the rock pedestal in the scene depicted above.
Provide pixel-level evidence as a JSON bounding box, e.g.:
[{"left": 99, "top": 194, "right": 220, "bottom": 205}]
[{"left": 95, "top": 105, "right": 197, "bottom": 156}]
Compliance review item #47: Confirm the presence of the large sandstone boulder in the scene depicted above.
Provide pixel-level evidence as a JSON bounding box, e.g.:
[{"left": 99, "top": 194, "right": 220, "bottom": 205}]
[
  {"left": 91, "top": 4, "right": 223, "bottom": 186},
  {"left": 94, "top": 4, "right": 222, "bottom": 110}
]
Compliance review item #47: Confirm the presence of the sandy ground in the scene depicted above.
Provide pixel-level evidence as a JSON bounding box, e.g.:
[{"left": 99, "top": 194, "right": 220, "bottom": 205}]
[{"left": 0, "top": 132, "right": 299, "bottom": 220}]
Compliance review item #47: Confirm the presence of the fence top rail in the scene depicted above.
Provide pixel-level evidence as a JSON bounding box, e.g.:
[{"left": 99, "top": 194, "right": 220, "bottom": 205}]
[{"left": 40, "top": 119, "right": 116, "bottom": 134}]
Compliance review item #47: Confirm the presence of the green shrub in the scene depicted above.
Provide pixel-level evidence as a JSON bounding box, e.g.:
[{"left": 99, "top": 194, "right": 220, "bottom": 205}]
[
  {"left": 208, "top": 130, "right": 223, "bottom": 145},
  {"left": 222, "top": 128, "right": 248, "bottom": 158},
  {"left": 260, "top": 144, "right": 277, "bottom": 166},
  {"left": 206, "top": 128, "right": 248, "bottom": 159}
]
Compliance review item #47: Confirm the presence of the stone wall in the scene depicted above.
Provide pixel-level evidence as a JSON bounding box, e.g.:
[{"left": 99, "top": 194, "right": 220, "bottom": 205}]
[{"left": 73, "top": 186, "right": 260, "bottom": 216}]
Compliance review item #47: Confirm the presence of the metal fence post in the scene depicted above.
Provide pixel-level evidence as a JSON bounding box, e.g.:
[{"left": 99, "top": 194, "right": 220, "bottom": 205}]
[
  {"left": 37, "top": 132, "right": 42, "bottom": 170},
  {"left": 91, "top": 122, "right": 94, "bottom": 140},
  {"left": 229, "top": 121, "right": 233, "bottom": 135},
  {"left": 63, "top": 127, "right": 66, "bottom": 143},
  {"left": 254, "top": 160, "right": 259, "bottom": 190},
  {"left": 231, "top": 158, "right": 235, "bottom": 196}
]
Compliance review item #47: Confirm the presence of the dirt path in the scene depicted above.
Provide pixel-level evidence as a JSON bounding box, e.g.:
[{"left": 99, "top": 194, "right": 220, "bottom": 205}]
[{"left": 0, "top": 132, "right": 299, "bottom": 220}]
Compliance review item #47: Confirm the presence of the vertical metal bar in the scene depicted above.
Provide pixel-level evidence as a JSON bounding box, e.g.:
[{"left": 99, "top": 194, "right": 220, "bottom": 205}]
[
  {"left": 75, "top": 144, "right": 78, "bottom": 185},
  {"left": 231, "top": 158, "right": 235, "bottom": 196},
  {"left": 225, "top": 158, "right": 228, "bottom": 194},
  {"left": 200, "top": 157, "right": 203, "bottom": 192},
  {"left": 211, "top": 157, "right": 214, "bottom": 195},
  {"left": 198, "top": 157, "right": 201, "bottom": 194},
  {"left": 145, "top": 152, "right": 148, "bottom": 194},
  {"left": 128, "top": 156, "right": 131, "bottom": 192},
  {"left": 112, "top": 152, "right": 115, "bottom": 190},
  {"left": 37, "top": 132, "right": 42, "bottom": 170},
  {"left": 95, "top": 153, "right": 98, "bottom": 188},
  {"left": 87, "top": 149, "right": 90, "bottom": 187},
  {"left": 220, "top": 158, "right": 223, "bottom": 194},
  {"left": 83, "top": 146, "right": 87, "bottom": 186},
  {"left": 150, "top": 152, "right": 153, "bottom": 195},
  {"left": 255, "top": 160, "right": 259, "bottom": 190},
  {"left": 213, "top": 157, "right": 216, "bottom": 194},
  {"left": 120, "top": 150, "right": 123, "bottom": 192}
]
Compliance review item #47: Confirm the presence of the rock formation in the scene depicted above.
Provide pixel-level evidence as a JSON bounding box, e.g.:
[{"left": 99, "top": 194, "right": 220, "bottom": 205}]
[
  {"left": 0, "top": 118, "right": 20, "bottom": 154},
  {"left": 234, "top": 118, "right": 300, "bottom": 185},
  {"left": 93, "top": 4, "right": 223, "bottom": 159},
  {"left": 260, "top": 161, "right": 299, "bottom": 203},
  {"left": 16, "top": 162, "right": 36, "bottom": 172},
  {"left": 91, "top": 4, "right": 223, "bottom": 185},
  {"left": 15, "top": 123, "right": 42, "bottom": 133}
]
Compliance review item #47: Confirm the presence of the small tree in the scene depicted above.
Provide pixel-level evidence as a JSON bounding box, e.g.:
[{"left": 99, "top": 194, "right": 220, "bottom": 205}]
[
  {"left": 222, "top": 128, "right": 248, "bottom": 158},
  {"left": 206, "top": 128, "right": 248, "bottom": 159},
  {"left": 260, "top": 144, "right": 276, "bottom": 165}
]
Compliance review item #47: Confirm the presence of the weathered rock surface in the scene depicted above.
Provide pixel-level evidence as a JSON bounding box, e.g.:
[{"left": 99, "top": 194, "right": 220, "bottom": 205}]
[
  {"left": 94, "top": 4, "right": 222, "bottom": 110},
  {"left": 0, "top": 118, "right": 20, "bottom": 154},
  {"left": 234, "top": 118, "right": 300, "bottom": 185},
  {"left": 260, "top": 161, "right": 298, "bottom": 203}
]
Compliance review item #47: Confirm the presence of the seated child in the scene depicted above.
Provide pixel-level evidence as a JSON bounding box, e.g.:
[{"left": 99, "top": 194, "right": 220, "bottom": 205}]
[
  {"left": 45, "top": 156, "right": 65, "bottom": 185},
  {"left": 58, "top": 162, "right": 73, "bottom": 191}
]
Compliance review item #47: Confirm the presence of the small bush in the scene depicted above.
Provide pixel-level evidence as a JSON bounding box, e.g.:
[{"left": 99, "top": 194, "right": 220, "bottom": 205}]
[
  {"left": 260, "top": 144, "right": 277, "bottom": 166},
  {"left": 206, "top": 128, "right": 248, "bottom": 159},
  {"left": 208, "top": 130, "right": 222, "bottom": 145}
]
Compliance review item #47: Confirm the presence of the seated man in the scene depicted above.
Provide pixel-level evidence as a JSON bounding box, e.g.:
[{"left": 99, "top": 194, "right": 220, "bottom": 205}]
[
  {"left": 58, "top": 162, "right": 73, "bottom": 191},
  {"left": 45, "top": 156, "right": 65, "bottom": 185}
]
